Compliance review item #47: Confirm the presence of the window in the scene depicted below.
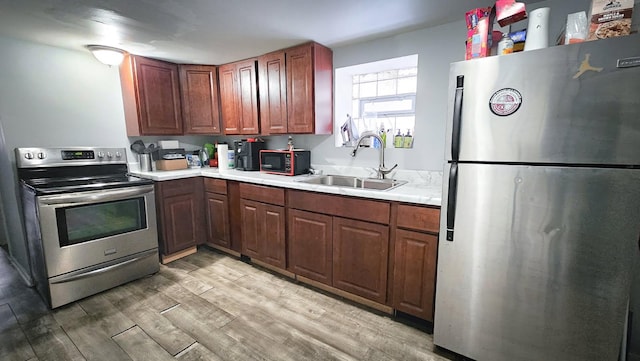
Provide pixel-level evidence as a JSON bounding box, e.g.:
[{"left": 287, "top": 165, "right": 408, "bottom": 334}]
[{"left": 335, "top": 55, "right": 418, "bottom": 148}]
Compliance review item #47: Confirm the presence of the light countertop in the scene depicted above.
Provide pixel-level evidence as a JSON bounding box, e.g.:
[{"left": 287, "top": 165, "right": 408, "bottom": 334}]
[{"left": 129, "top": 165, "right": 442, "bottom": 206}]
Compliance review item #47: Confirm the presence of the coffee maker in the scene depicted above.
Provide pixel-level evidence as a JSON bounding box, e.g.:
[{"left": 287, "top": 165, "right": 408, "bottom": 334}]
[{"left": 234, "top": 139, "right": 266, "bottom": 171}]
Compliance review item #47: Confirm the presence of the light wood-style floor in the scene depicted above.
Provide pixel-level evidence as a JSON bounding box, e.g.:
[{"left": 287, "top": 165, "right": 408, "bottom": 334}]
[{"left": 0, "top": 246, "right": 455, "bottom": 361}]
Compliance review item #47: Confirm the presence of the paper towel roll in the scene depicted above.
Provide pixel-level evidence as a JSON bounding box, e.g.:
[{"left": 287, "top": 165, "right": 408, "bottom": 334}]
[{"left": 218, "top": 144, "right": 229, "bottom": 172}]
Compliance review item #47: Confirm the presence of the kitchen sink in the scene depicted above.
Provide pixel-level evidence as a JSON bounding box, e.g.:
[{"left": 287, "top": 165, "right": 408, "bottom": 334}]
[{"left": 297, "top": 174, "right": 407, "bottom": 191}]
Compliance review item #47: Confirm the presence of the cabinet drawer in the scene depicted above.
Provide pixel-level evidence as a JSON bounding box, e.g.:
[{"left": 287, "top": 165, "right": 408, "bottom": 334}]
[
  {"left": 396, "top": 205, "right": 440, "bottom": 233},
  {"left": 204, "top": 178, "right": 227, "bottom": 194},
  {"left": 288, "top": 190, "right": 390, "bottom": 225},
  {"left": 239, "top": 183, "right": 285, "bottom": 206},
  {"left": 157, "top": 178, "right": 201, "bottom": 198}
]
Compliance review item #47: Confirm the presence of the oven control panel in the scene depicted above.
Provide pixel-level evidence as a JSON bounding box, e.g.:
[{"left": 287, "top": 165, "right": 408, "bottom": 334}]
[
  {"left": 16, "top": 147, "right": 127, "bottom": 168},
  {"left": 61, "top": 150, "right": 95, "bottom": 160}
]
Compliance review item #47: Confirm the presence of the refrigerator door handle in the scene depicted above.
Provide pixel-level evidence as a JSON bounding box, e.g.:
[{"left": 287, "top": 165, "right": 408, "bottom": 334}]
[
  {"left": 451, "top": 75, "right": 464, "bottom": 161},
  {"left": 446, "top": 163, "right": 458, "bottom": 241}
]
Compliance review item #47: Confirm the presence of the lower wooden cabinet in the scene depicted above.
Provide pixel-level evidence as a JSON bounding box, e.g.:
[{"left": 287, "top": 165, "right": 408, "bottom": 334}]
[
  {"left": 205, "top": 192, "right": 230, "bottom": 248},
  {"left": 240, "top": 199, "right": 260, "bottom": 258},
  {"left": 392, "top": 229, "right": 438, "bottom": 321},
  {"left": 204, "top": 178, "right": 230, "bottom": 250},
  {"left": 240, "top": 198, "right": 286, "bottom": 269},
  {"left": 156, "top": 178, "right": 204, "bottom": 256},
  {"left": 333, "top": 217, "right": 389, "bottom": 304},
  {"left": 391, "top": 204, "right": 440, "bottom": 321},
  {"left": 288, "top": 209, "right": 333, "bottom": 285},
  {"left": 154, "top": 178, "right": 440, "bottom": 321}
]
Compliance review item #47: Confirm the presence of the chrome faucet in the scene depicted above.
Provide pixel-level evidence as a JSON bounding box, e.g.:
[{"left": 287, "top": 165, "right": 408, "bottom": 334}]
[{"left": 350, "top": 131, "right": 398, "bottom": 179}]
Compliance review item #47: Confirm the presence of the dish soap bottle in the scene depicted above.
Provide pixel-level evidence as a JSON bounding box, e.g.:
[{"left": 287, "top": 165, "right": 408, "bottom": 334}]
[
  {"left": 403, "top": 129, "right": 414, "bottom": 148},
  {"left": 379, "top": 124, "right": 386, "bottom": 148},
  {"left": 393, "top": 129, "right": 404, "bottom": 148},
  {"left": 287, "top": 136, "right": 294, "bottom": 151}
]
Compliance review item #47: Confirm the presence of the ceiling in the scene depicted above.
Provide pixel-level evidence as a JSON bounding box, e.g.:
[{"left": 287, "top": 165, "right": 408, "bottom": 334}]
[{"left": 0, "top": 0, "right": 495, "bottom": 64}]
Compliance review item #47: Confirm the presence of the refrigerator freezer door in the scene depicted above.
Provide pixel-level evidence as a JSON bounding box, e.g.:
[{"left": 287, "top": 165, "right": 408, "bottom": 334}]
[
  {"left": 435, "top": 163, "right": 640, "bottom": 361},
  {"left": 445, "top": 35, "right": 640, "bottom": 166}
]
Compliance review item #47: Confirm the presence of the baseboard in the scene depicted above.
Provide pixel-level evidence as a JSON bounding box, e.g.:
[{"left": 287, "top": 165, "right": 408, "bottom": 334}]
[
  {"left": 161, "top": 246, "right": 197, "bottom": 264},
  {"left": 251, "top": 259, "right": 295, "bottom": 279},
  {"left": 8, "top": 254, "right": 34, "bottom": 286},
  {"left": 205, "top": 243, "right": 241, "bottom": 258},
  {"left": 296, "top": 275, "right": 394, "bottom": 315}
]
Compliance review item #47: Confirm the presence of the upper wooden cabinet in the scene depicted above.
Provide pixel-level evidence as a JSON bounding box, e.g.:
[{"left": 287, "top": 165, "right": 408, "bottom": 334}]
[
  {"left": 179, "top": 65, "right": 222, "bottom": 134},
  {"left": 219, "top": 59, "right": 260, "bottom": 135},
  {"left": 120, "top": 55, "right": 183, "bottom": 136},
  {"left": 258, "top": 42, "right": 333, "bottom": 135},
  {"left": 258, "top": 51, "right": 287, "bottom": 134}
]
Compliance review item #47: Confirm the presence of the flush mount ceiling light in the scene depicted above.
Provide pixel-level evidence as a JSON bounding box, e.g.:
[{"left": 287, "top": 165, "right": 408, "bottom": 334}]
[{"left": 86, "top": 45, "right": 126, "bottom": 66}]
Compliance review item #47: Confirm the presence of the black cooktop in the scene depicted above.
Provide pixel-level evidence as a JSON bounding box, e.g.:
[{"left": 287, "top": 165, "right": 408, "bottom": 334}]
[{"left": 22, "top": 174, "right": 153, "bottom": 195}]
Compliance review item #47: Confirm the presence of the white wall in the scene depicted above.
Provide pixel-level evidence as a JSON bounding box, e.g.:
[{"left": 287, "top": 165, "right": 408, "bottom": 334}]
[
  {"left": 295, "top": 0, "right": 597, "bottom": 172},
  {"left": 0, "top": 36, "right": 130, "bottom": 278}
]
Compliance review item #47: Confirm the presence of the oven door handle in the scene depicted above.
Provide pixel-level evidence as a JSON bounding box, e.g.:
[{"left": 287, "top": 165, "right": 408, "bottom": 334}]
[
  {"left": 49, "top": 249, "right": 158, "bottom": 284},
  {"left": 39, "top": 185, "right": 154, "bottom": 205}
]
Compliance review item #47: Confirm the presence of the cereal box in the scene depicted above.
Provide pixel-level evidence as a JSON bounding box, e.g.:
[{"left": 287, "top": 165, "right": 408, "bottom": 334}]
[
  {"left": 465, "top": 7, "right": 493, "bottom": 60},
  {"left": 587, "top": 0, "right": 634, "bottom": 41}
]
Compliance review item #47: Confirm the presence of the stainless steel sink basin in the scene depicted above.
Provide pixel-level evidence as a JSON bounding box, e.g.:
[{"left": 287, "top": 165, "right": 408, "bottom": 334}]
[{"left": 297, "top": 174, "right": 407, "bottom": 191}]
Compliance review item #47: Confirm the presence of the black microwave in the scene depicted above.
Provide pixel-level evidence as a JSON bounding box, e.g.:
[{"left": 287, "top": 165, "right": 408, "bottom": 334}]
[{"left": 259, "top": 150, "right": 311, "bottom": 176}]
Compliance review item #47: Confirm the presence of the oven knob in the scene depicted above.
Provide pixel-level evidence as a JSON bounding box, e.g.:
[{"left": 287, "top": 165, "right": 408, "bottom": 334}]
[
  {"left": 107, "top": 152, "right": 113, "bottom": 158},
  {"left": 24, "top": 152, "right": 34, "bottom": 160},
  {"left": 115, "top": 151, "right": 122, "bottom": 158},
  {"left": 37, "top": 152, "right": 46, "bottom": 160},
  {"left": 97, "top": 152, "right": 105, "bottom": 159}
]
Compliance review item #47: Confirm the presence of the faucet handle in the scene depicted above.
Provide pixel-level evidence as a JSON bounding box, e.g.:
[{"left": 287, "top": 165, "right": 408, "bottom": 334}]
[{"left": 378, "top": 164, "right": 398, "bottom": 179}]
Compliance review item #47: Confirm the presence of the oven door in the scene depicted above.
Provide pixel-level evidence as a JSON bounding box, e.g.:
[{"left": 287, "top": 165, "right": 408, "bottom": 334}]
[{"left": 37, "top": 184, "right": 158, "bottom": 277}]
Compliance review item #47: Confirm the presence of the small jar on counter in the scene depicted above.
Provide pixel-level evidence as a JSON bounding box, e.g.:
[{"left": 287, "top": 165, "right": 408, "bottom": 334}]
[{"left": 498, "top": 33, "right": 514, "bottom": 55}]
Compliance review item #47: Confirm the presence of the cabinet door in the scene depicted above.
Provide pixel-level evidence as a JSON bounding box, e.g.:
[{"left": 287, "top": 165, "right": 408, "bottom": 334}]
[
  {"left": 333, "top": 217, "right": 389, "bottom": 304},
  {"left": 288, "top": 209, "right": 333, "bottom": 285},
  {"left": 240, "top": 199, "right": 260, "bottom": 259},
  {"left": 286, "top": 44, "right": 314, "bottom": 134},
  {"left": 134, "top": 56, "right": 183, "bottom": 135},
  {"left": 179, "top": 65, "right": 221, "bottom": 134},
  {"left": 227, "top": 181, "right": 242, "bottom": 253},
  {"left": 258, "top": 51, "right": 287, "bottom": 134},
  {"left": 393, "top": 229, "right": 437, "bottom": 321},
  {"left": 157, "top": 178, "right": 204, "bottom": 255},
  {"left": 206, "top": 192, "right": 230, "bottom": 248},
  {"left": 219, "top": 63, "right": 240, "bottom": 134},
  {"left": 261, "top": 204, "right": 286, "bottom": 269},
  {"left": 161, "top": 193, "right": 198, "bottom": 254},
  {"left": 236, "top": 59, "right": 260, "bottom": 134}
]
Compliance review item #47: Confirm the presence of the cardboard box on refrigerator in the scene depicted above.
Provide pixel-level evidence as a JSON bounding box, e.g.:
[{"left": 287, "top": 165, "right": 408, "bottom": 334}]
[
  {"left": 495, "top": 0, "right": 527, "bottom": 26},
  {"left": 587, "top": 0, "right": 634, "bottom": 41}
]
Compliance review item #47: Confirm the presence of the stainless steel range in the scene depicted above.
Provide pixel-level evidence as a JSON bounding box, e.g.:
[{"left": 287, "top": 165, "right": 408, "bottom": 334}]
[{"left": 16, "top": 147, "right": 159, "bottom": 308}]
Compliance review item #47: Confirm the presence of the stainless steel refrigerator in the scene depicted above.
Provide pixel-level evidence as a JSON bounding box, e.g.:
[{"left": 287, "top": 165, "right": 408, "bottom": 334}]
[{"left": 434, "top": 35, "right": 640, "bottom": 361}]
